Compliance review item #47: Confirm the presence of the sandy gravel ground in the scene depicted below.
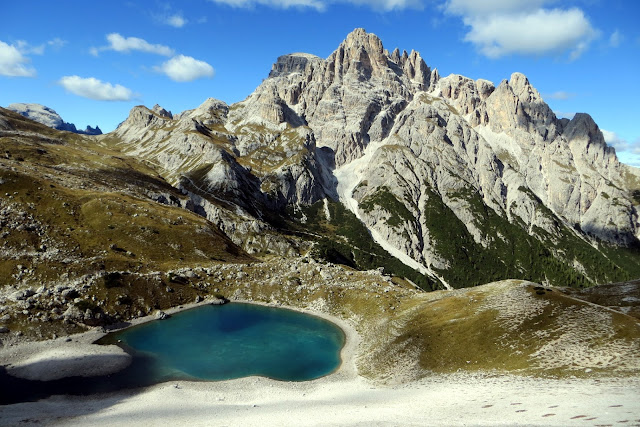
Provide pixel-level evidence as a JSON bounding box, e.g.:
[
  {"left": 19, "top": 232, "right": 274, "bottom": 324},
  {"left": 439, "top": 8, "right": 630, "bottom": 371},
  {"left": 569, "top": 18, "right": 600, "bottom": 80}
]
[
  {"left": 1, "top": 373, "right": 638, "bottom": 426},
  {"left": 1, "top": 301, "right": 639, "bottom": 426}
]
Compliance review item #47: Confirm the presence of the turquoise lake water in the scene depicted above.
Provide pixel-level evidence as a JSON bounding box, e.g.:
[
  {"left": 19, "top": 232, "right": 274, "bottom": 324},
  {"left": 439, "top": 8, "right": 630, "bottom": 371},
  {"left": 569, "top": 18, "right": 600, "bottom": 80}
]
[{"left": 108, "top": 303, "right": 345, "bottom": 383}]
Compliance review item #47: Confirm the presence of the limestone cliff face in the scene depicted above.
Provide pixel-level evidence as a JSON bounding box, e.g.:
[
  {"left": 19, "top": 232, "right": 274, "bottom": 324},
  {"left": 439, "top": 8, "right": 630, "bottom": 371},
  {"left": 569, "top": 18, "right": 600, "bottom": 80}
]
[
  {"left": 105, "top": 28, "right": 640, "bottom": 288},
  {"left": 248, "top": 27, "right": 431, "bottom": 167}
]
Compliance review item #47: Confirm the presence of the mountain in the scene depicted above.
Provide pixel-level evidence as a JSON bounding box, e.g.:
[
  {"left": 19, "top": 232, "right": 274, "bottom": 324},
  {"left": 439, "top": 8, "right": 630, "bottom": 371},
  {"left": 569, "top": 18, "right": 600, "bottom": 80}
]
[
  {"left": 103, "top": 28, "right": 640, "bottom": 291},
  {"left": 0, "top": 107, "right": 250, "bottom": 339},
  {"left": 7, "top": 103, "right": 102, "bottom": 135},
  {"left": 1, "top": 30, "right": 640, "bottom": 380}
]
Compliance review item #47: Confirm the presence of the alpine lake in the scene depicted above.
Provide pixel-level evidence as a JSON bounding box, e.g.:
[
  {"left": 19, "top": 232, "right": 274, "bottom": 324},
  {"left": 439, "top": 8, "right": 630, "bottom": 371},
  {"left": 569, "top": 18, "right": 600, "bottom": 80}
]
[
  {"left": 100, "top": 302, "right": 346, "bottom": 383},
  {"left": 0, "top": 303, "right": 345, "bottom": 404}
]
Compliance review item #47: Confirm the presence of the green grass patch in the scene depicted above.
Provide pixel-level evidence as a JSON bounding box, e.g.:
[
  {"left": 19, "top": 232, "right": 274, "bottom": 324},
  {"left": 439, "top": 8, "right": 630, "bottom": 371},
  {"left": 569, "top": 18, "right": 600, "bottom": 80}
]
[
  {"left": 360, "top": 186, "right": 415, "bottom": 227},
  {"left": 288, "top": 200, "right": 439, "bottom": 291}
]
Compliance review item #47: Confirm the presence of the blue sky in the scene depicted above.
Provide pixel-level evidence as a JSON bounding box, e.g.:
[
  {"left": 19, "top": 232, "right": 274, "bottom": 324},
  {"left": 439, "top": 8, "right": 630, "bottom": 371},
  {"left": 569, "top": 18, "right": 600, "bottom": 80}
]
[{"left": 2, "top": 0, "right": 639, "bottom": 166}]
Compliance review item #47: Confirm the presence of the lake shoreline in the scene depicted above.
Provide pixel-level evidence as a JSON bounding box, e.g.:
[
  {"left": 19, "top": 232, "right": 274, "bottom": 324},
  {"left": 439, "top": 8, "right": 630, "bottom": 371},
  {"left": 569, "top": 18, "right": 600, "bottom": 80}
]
[
  {"left": 1, "top": 299, "right": 639, "bottom": 425},
  {"left": 0, "top": 297, "right": 359, "bottom": 386}
]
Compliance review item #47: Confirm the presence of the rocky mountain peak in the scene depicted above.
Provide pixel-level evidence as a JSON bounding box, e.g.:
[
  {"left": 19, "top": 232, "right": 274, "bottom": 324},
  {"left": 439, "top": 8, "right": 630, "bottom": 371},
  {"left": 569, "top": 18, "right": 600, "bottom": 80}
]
[
  {"left": 96, "top": 28, "right": 640, "bottom": 292},
  {"left": 7, "top": 103, "right": 64, "bottom": 129},
  {"left": 562, "top": 112, "right": 617, "bottom": 168},
  {"left": 152, "top": 104, "right": 173, "bottom": 119},
  {"left": 508, "top": 72, "right": 543, "bottom": 104},
  {"left": 181, "top": 98, "right": 229, "bottom": 125},
  {"left": 269, "top": 53, "right": 323, "bottom": 78},
  {"left": 327, "top": 28, "right": 389, "bottom": 81},
  {"left": 396, "top": 49, "right": 430, "bottom": 90},
  {"left": 115, "top": 105, "right": 171, "bottom": 136},
  {"left": 563, "top": 113, "right": 602, "bottom": 142},
  {"left": 483, "top": 72, "right": 558, "bottom": 139},
  {"left": 343, "top": 27, "right": 384, "bottom": 53},
  {"left": 6, "top": 103, "right": 102, "bottom": 135},
  {"left": 325, "top": 28, "right": 431, "bottom": 89}
]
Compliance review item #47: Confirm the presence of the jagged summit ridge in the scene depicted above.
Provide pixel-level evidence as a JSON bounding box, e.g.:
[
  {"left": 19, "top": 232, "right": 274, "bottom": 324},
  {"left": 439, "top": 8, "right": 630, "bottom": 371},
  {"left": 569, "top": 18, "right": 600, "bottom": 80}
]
[
  {"left": 105, "top": 28, "right": 640, "bottom": 290},
  {"left": 241, "top": 28, "right": 433, "bottom": 166},
  {"left": 269, "top": 53, "right": 323, "bottom": 78}
]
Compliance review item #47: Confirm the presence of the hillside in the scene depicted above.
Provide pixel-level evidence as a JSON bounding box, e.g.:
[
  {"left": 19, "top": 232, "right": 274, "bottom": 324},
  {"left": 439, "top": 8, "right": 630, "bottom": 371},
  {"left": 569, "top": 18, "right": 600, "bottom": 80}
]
[
  {"left": 0, "top": 107, "right": 251, "bottom": 339},
  {"left": 7, "top": 103, "right": 102, "bottom": 135},
  {"left": 1, "top": 29, "right": 640, "bottom": 380}
]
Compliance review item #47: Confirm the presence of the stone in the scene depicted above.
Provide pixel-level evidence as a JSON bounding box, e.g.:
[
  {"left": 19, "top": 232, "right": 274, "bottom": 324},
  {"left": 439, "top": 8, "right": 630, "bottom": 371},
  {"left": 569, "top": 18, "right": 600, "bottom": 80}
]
[
  {"left": 155, "top": 311, "right": 169, "bottom": 320},
  {"left": 61, "top": 289, "right": 80, "bottom": 299},
  {"left": 11, "top": 289, "right": 34, "bottom": 301}
]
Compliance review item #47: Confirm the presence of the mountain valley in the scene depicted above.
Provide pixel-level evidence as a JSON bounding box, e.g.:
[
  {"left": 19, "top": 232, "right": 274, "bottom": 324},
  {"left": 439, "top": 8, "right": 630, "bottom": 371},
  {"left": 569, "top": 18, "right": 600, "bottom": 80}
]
[{"left": 1, "top": 28, "right": 640, "bottom": 381}]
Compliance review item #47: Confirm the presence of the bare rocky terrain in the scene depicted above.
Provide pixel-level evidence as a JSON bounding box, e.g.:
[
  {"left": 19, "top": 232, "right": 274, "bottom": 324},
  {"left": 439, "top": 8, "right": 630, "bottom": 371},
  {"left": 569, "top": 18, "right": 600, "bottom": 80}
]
[
  {"left": 1, "top": 28, "right": 640, "bottom": 385},
  {"left": 101, "top": 28, "right": 640, "bottom": 291}
]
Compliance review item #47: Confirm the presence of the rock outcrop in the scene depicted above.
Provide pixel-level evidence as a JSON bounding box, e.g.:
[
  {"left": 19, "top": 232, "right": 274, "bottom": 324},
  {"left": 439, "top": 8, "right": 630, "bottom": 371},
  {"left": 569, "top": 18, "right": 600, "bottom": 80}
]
[{"left": 102, "top": 28, "right": 640, "bottom": 289}]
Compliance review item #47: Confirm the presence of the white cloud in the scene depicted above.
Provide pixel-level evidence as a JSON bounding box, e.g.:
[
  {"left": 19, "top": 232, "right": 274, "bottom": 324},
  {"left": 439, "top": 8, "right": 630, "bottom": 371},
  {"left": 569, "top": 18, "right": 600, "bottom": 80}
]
[
  {"left": 443, "top": 0, "right": 546, "bottom": 16},
  {"left": 58, "top": 76, "right": 134, "bottom": 101},
  {"left": 91, "top": 33, "right": 174, "bottom": 56},
  {"left": 544, "top": 91, "right": 576, "bottom": 100},
  {"left": 16, "top": 40, "right": 45, "bottom": 55},
  {"left": 602, "top": 130, "right": 640, "bottom": 153},
  {"left": 47, "top": 38, "right": 67, "bottom": 49},
  {"left": 601, "top": 129, "right": 628, "bottom": 151},
  {"left": 154, "top": 55, "right": 215, "bottom": 82},
  {"left": 609, "top": 30, "right": 623, "bottom": 47},
  {"left": 166, "top": 14, "right": 188, "bottom": 28},
  {"left": 0, "top": 41, "right": 36, "bottom": 77},
  {"left": 345, "top": 0, "right": 422, "bottom": 11},
  {"left": 466, "top": 8, "right": 597, "bottom": 59},
  {"left": 209, "top": 0, "right": 325, "bottom": 9},
  {"left": 601, "top": 130, "right": 640, "bottom": 167},
  {"left": 106, "top": 33, "right": 174, "bottom": 56},
  {"left": 443, "top": 1, "right": 598, "bottom": 60},
  {"left": 14, "top": 38, "right": 67, "bottom": 56},
  {"left": 207, "top": 0, "right": 421, "bottom": 10}
]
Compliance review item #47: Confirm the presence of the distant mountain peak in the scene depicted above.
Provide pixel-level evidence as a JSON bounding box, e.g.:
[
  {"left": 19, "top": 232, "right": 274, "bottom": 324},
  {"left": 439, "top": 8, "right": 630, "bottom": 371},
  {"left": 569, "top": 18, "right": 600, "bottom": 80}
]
[
  {"left": 152, "top": 104, "right": 173, "bottom": 119},
  {"left": 6, "top": 103, "right": 102, "bottom": 135}
]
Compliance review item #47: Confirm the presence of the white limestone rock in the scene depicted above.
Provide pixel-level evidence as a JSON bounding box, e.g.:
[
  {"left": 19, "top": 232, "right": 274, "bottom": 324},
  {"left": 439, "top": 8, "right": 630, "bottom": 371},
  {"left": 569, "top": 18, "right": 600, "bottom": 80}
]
[{"left": 101, "top": 28, "right": 639, "bottom": 287}]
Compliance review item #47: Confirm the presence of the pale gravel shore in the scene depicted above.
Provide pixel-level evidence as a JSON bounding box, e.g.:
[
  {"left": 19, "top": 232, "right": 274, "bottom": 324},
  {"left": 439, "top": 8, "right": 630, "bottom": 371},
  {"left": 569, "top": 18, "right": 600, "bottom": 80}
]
[
  {"left": 0, "top": 298, "right": 359, "bottom": 382},
  {"left": 1, "top": 374, "right": 639, "bottom": 426},
  {"left": 1, "top": 300, "right": 639, "bottom": 426}
]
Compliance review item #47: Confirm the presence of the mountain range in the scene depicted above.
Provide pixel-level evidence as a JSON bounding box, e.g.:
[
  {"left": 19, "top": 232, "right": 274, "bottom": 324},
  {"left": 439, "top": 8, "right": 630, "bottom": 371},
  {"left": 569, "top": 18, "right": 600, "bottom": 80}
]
[
  {"left": 102, "top": 28, "right": 639, "bottom": 291},
  {"left": 1, "top": 29, "right": 639, "bottom": 378}
]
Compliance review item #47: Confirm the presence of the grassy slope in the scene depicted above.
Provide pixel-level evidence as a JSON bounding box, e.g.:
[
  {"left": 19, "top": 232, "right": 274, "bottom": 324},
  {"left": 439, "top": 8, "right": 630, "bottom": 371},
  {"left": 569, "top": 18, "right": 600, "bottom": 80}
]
[
  {"left": 0, "top": 108, "right": 252, "bottom": 338},
  {"left": 562, "top": 279, "right": 640, "bottom": 320},
  {"left": 2, "top": 109, "right": 639, "bottom": 381},
  {"left": 147, "top": 259, "right": 640, "bottom": 381},
  {"left": 420, "top": 185, "right": 640, "bottom": 289},
  {"left": 391, "top": 281, "right": 640, "bottom": 377},
  {"left": 288, "top": 199, "right": 441, "bottom": 291}
]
